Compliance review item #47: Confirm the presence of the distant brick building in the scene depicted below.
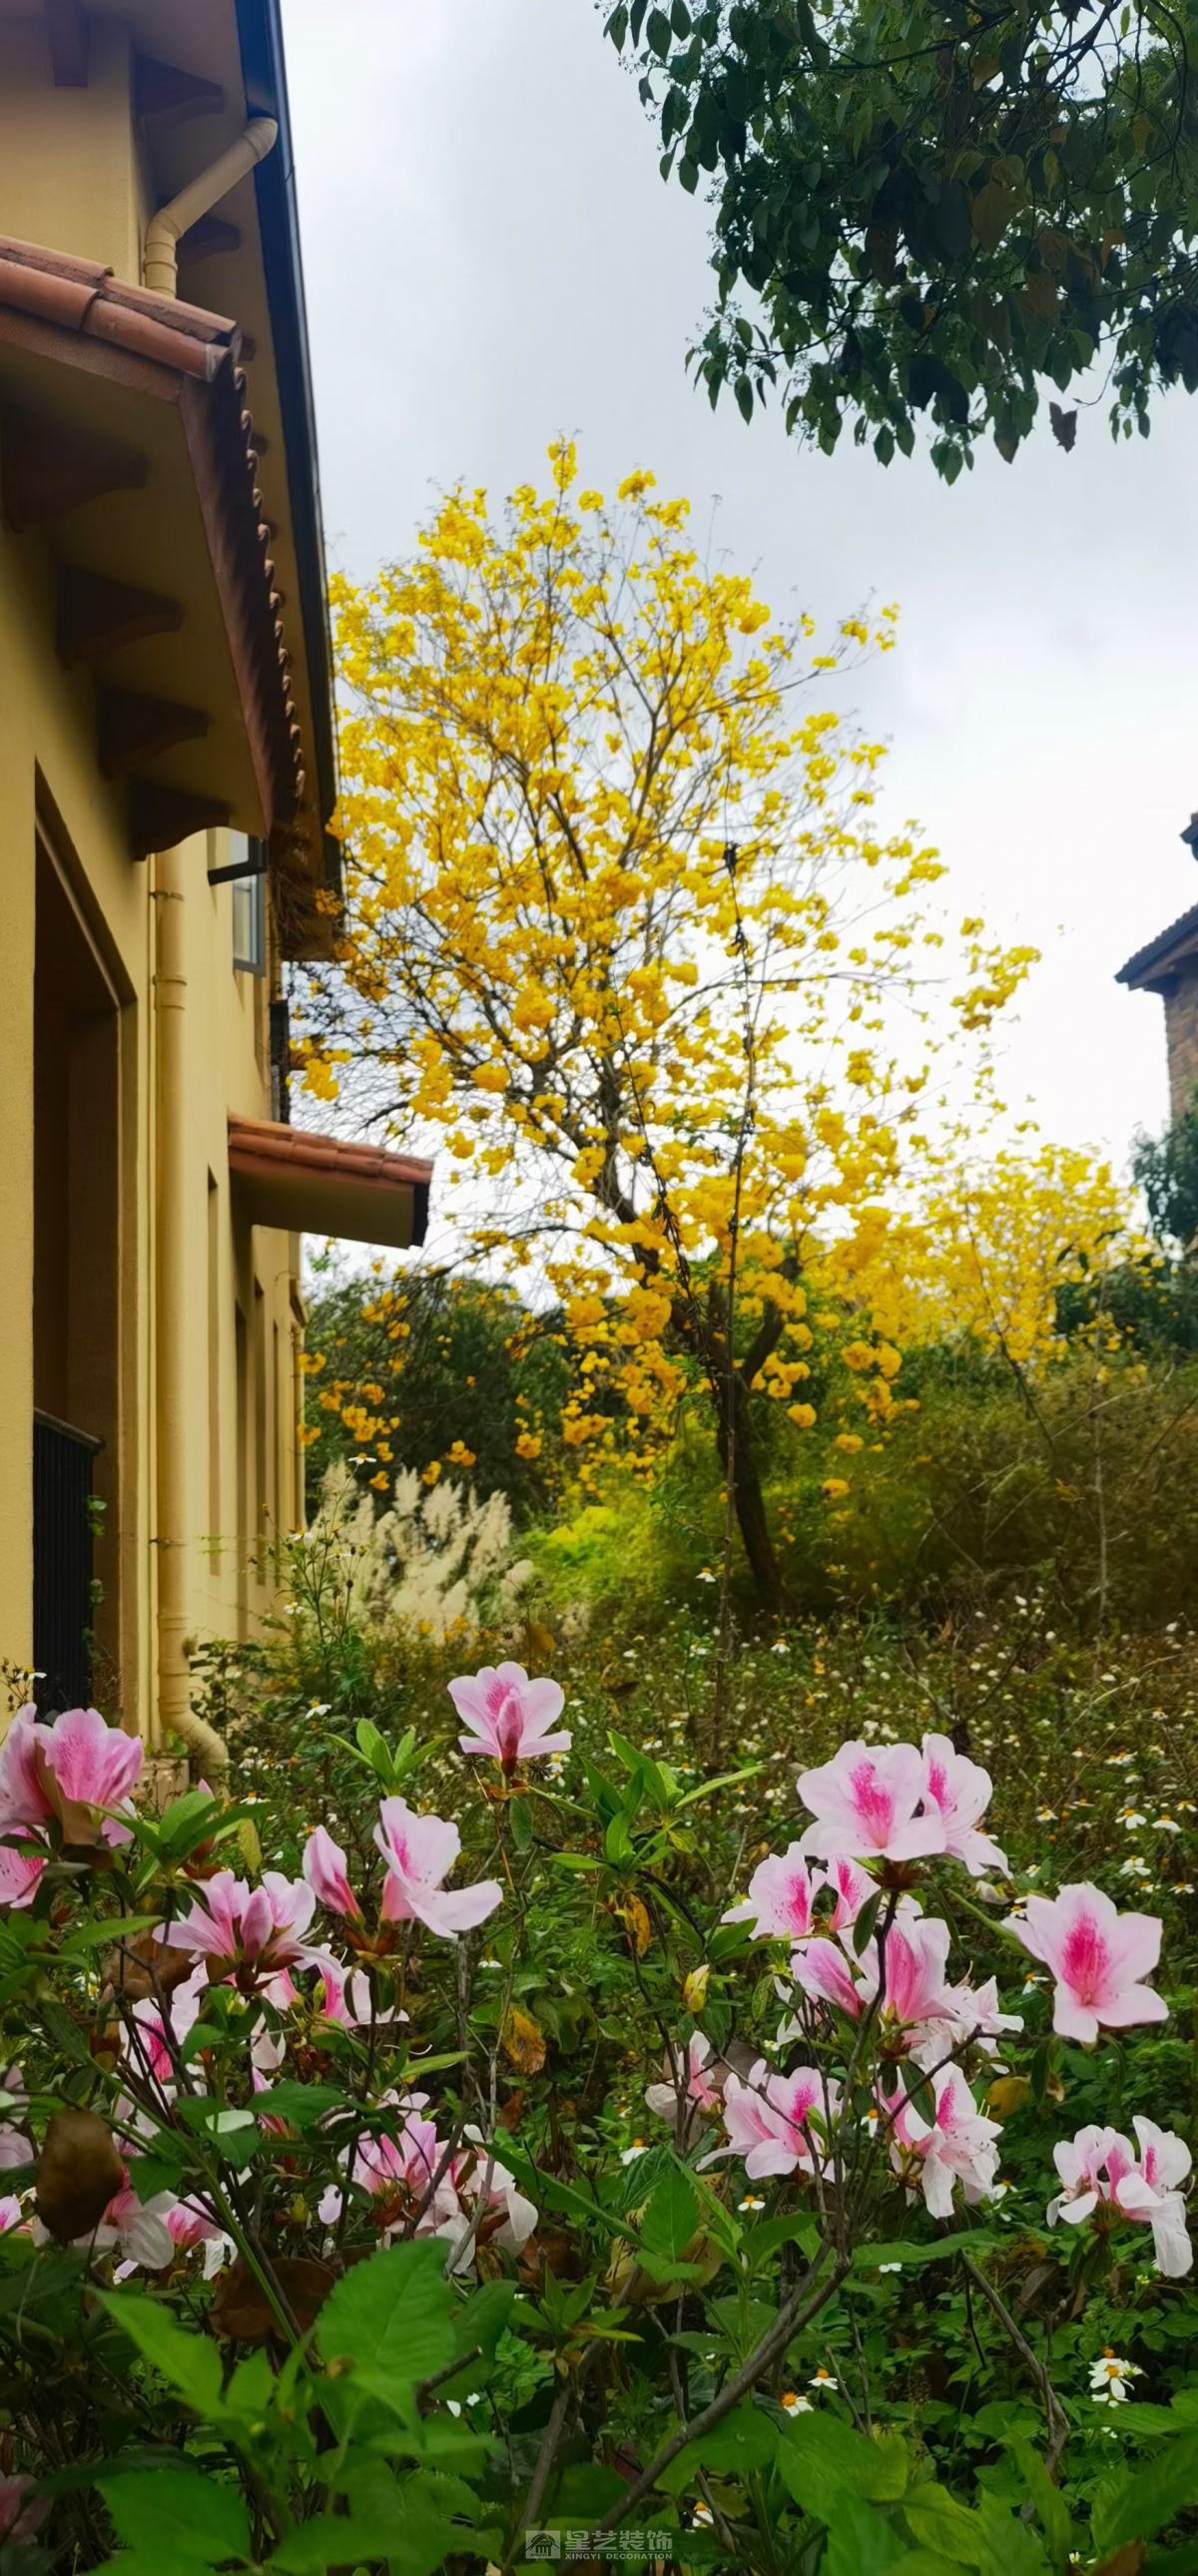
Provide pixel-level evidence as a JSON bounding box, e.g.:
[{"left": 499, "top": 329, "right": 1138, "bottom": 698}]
[{"left": 1118, "top": 814, "right": 1198, "bottom": 1123}]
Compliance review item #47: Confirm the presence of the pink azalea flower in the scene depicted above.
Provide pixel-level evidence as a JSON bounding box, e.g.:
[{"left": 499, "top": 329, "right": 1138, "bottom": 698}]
[
  {"left": 645, "top": 2030, "right": 722, "bottom": 2124},
  {"left": 0, "top": 1833, "right": 44, "bottom": 1911},
  {"left": 798, "top": 1740, "right": 946, "bottom": 1865},
  {"left": 50, "top": 2169, "right": 178, "bottom": 2272},
  {"left": 859, "top": 1914, "right": 955, "bottom": 2032},
  {"left": 0, "top": 2197, "right": 25, "bottom": 2236},
  {"left": 708, "top": 2062, "right": 839, "bottom": 2181},
  {"left": 448, "top": 1663, "right": 572, "bottom": 1771},
  {"left": 160, "top": 1869, "right": 317, "bottom": 1981},
  {"left": 793, "top": 1937, "right": 864, "bottom": 2019},
  {"left": 889, "top": 2067, "right": 1001, "bottom": 2217},
  {"left": 1047, "top": 2121, "right": 1193, "bottom": 2278},
  {"left": 315, "top": 1957, "right": 406, "bottom": 2032},
  {"left": 1133, "top": 2113, "right": 1193, "bottom": 2198},
  {"left": 302, "top": 1826, "right": 362, "bottom": 1919},
  {"left": 125, "top": 1967, "right": 206, "bottom": 2097},
  {"left": 0, "top": 1704, "right": 142, "bottom": 1845},
  {"left": 0, "top": 2476, "right": 49, "bottom": 2544},
  {"left": 1008, "top": 1883, "right": 1167, "bottom": 2043},
  {"left": 910, "top": 1975, "right": 1023, "bottom": 2072},
  {"left": 0, "top": 1709, "right": 48, "bottom": 1826},
  {"left": 440, "top": 2132, "right": 539, "bottom": 2272},
  {"left": 1047, "top": 2123, "right": 1126, "bottom": 2228},
  {"left": 319, "top": 2107, "right": 453, "bottom": 2238},
  {"left": 824, "top": 1855, "right": 875, "bottom": 1930},
  {"left": 373, "top": 1799, "right": 501, "bottom": 1939},
  {"left": 723, "top": 1845, "right": 823, "bottom": 1940},
  {"left": 0, "top": 2071, "right": 29, "bottom": 2175},
  {"left": 166, "top": 2199, "right": 234, "bottom": 2279},
  {"left": 919, "top": 1734, "right": 1008, "bottom": 1877}
]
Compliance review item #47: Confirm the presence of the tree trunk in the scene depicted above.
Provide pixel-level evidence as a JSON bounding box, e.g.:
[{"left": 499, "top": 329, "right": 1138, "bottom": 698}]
[{"left": 715, "top": 1374, "right": 788, "bottom": 1620}]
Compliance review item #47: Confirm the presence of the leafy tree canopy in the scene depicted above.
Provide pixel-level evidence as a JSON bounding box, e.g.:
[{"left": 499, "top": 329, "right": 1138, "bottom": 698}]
[
  {"left": 604, "top": 0, "right": 1198, "bottom": 474},
  {"left": 1132, "top": 1096, "right": 1198, "bottom": 1249},
  {"left": 301, "top": 1265, "right": 569, "bottom": 1515}
]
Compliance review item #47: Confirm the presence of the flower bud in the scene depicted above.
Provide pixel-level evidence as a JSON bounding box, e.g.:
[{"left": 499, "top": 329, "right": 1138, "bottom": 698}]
[
  {"left": 36, "top": 2110, "right": 123, "bottom": 2244},
  {"left": 683, "top": 1964, "right": 711, "bottom": 2012}
]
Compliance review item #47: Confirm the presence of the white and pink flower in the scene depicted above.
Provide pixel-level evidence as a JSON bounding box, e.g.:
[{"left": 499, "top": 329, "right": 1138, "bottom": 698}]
[
  {"left": 1007, "top": 1884, "right": 1167, "bottom": 2043},
  {"left": 645, "top": 2030, "right": 722, "bottom": 2125},
  {"left": 1048, "top": 2118, "right": 1192, "bottom": 2277},
  {"left": 0, "top": 1833, "right": 45, "bottom": 1911},
  {"left": 798, "top": 1741, "right": 946, "bottom": 1866},
  {"left": 792, "top": 1913, "right": 955, "bottom": 2046},
  {"left": 165, "top": 2198, "right": 235, "bottom": 2279},
  {"left": 919, "top": 1735, "right": 1008, "bottom": 1878},
  {"left": 159, "top": 1869, "right": 318, "bottom": 1983},
  {"left": 0, "top": 1704, "right": 142, "bottom": 1846},
  {"left": 708, "top": 2063, "right": 838, "bottom": 2181},
  {"left": 888, "top": 2067, "right": 1001, "bottom": 2217},
  {"left": 448, "top": 1663, "right": 572, "bottom": 1772},
  {"left": 302, "top": 1825, "right": 362, "bottom": 1920},
  {"left": 724, "top": 1846, "right": 823, "bottom": 1941},
  {"left": 438, "top": 2135, "right": 539, "bottom": 2273},
  {"left": 318, "top": 2105, "right": 452, "bottom": 2239},
  {"left": 373, "top": 1799, "right": 501, "bottom": 1940}
]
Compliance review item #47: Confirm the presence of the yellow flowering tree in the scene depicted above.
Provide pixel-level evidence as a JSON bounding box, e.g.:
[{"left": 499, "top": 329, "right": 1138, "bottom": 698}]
[{"left": 299, "top": 444, "right": 1037, "bottom": 1612}]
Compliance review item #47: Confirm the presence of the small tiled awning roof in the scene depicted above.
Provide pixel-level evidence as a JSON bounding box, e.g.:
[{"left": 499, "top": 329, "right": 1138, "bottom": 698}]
[
  {"left": 1117, "top": 900, "right": 1198, "bottom": 994},
  {"left": 229, "top": 1117, "right": 431, "bottom": 1250}
]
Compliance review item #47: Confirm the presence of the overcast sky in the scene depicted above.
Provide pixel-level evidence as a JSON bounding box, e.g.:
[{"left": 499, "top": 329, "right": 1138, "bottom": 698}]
[{"left": 280, "top": 0, "right": 1198, "bottom": 1178}]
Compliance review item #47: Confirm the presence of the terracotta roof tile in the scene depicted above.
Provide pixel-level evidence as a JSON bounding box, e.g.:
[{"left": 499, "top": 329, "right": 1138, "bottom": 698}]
[
  {"left": 1117, "top": 899, "right": 1198, "bottom": 990},
  {"left": 0, "top": 233, "right": 304, "bottom": 824}
]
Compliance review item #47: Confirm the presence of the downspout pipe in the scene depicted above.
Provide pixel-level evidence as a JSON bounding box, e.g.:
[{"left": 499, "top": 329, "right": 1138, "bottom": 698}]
[
  {"left": 143, "top": 117, "right": 279, "bottom": 296},
  {"left": 153, "top": 854, "right": 227, "bottom": 1777}
]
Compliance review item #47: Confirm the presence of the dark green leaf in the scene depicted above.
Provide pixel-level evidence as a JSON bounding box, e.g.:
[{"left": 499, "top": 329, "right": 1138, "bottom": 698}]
[
  {"left": 99, "top": 2467, "right": 251, "bottom": 2569},
  {"left": 98, "top": 2290, "right": 226, "bottom": 2419},
  {"left": 316, "top": 2239, "right": 456, "bottom": 2390}
]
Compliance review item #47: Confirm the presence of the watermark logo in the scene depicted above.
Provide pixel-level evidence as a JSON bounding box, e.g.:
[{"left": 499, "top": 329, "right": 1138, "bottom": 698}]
[{"left": 522, "top": 2536, "right": 677, "bottom": 2564}]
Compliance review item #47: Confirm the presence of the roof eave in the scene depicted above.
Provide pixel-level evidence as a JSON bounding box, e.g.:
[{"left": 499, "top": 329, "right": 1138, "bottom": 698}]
[{"left": 234, "top": 0, "right": 336, "bottom": 838}]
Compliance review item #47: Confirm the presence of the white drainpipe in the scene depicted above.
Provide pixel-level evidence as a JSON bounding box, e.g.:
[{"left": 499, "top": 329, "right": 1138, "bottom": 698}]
[{"left": 142, "top": 118, "right": 279, "bottom": 297}]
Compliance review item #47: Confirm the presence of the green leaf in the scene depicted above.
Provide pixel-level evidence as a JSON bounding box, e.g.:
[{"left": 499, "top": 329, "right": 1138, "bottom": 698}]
[
  {"left": 98, "top": 2290, "right": 225, "bottom": 2419},
  {"left": 641, "top": 2165, "right": 700, "bottom": 2265},
  {"left": 647, "top": 4, "right": 671, "bottom": 53},
  {"left": 902, "top": 2485, "right": 987, "bottom": 2567},
  {"left": 735, "top": 372, "right": 755, "bottom": 421},
  {"left": 316, "top": 2238, "right": 456, "bottom": 2391},
  {"left": 1010, "top": 2438, "right": 1074, "bottom": 2569},
  {"left": 660, "top": 2398, "right": 778, "bottom": 2492},
  {"left": 824, "top": 2496, "right": 910, "bottom": 2574},
  {"left": 778, "top": 2415, "right": 910, "bottom": 2521},
  {"left": 253, "top": 2080, "right": 348, "bottom": 2130},
  {"left": 1091, "top": 2431, "right": 1198, "bottom": 2553},
  {"left": 854, "top": 2236, "right": 1001, "bottom": 2275},
  {"left": 99, "top": 2467, "right": 251, "bottom": 2569},
  {"left": 972, "top": 2495, "right": 1050, "bottom": 2574},
  {"left": 606, "top": 2, "right": 630, "bottom": 44}
]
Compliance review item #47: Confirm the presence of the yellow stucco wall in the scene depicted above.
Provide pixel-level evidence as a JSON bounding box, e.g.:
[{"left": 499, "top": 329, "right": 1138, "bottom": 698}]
[
  {"left": 0, "top": 20, "right": 148, "bottom": 284},
  {"left": 0, "top": 8, "right": 313, "bottom": 1740},
  {"left": 0, "top": 514, "right": 301, "bottom": 1735}
]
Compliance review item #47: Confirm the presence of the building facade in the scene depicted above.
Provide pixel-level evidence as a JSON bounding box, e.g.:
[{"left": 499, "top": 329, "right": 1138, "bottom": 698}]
[
  {"left": 1117, "top": 812, "right": 1198, "bottom": 1126},
  {"left": 0, "top": 0, "right": 429, "bottom": 1748}
]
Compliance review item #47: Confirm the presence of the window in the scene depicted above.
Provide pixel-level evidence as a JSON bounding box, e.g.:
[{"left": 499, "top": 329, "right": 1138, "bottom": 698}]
[
  {"left": 232, "top": 868, "right": 266, "bottom": 974},
  {"left": 210, "top": 830, "right": 268, "bottom": 973}
]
